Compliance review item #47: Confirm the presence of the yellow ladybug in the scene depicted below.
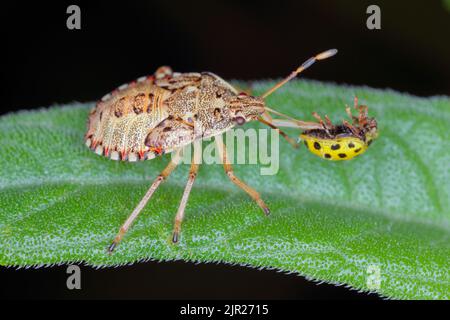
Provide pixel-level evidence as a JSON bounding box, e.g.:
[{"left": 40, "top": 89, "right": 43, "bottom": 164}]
[{"left": 299, "top": 98, "right": 378, "bottom": 161}]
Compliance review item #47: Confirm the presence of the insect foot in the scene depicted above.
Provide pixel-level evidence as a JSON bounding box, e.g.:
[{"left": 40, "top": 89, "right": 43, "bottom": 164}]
[{"left": 107, "top": 228, "right": 125, "bottom": 254}]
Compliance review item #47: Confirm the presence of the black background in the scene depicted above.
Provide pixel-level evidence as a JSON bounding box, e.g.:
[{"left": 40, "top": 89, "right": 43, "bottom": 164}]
[
  {"left": 1, "top": 0, "right": 450, "bottom": 115},
  {"left": 0, "top": 0, "right": 449, "bottom": 299}
]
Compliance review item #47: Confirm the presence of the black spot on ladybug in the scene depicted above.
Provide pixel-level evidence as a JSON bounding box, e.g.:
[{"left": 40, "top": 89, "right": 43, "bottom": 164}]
[
  {"left": 338, "top": 153, "right": 347, "bottom": 158},
  {"left": 348, "top": 142, "right": 355, "bottom": 148},
  {"left": 331, "top": 144, "right": 340, "bottom": 150},
  {"left": 314, "top": 142, "right": 321, "bottom": 150},
  {"left": 324, "top": 153, "right": 331, "bottom": 159},
  {"left": 354, "top": 148, "right": 362, "bottom": 153}
]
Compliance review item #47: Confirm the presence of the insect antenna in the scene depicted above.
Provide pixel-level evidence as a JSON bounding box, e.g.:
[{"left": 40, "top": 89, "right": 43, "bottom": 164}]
[{"left": 260, "top": 48, "right": 338, "bottom": 99}]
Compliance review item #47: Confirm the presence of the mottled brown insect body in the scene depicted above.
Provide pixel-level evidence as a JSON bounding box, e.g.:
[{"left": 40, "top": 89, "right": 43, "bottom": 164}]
[
  {"left": 85, "top": 68, "right": 263, "bottom": 161},
  {"left": 84, "top": 50, "right": 377, "bottom": 253}
]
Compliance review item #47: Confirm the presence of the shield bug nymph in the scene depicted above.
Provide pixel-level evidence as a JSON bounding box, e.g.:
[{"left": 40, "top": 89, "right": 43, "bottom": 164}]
[{"left": 84, "top": 48, "right": 378, "bottom": 252}]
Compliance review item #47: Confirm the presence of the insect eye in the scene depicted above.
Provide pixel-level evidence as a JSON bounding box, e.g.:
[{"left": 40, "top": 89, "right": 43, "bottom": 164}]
[
  {"left": 235, "top": 116, "right": 246, "bottom": 125},
  {"left": 237, "top": 92, "right": 248, "bottom": 99}
]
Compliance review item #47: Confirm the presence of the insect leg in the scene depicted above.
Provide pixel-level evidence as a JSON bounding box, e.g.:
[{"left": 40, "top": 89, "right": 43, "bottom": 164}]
[
  {"left": 345, "top": 105, "right": 354, "bottom": 121},
  {"left": 263, "top": 118, "right": 324, "bottom": 130},
  {"left": 312, "top": 112, "right": 332, "bottom": 135},
  {"left": 108, "top": 148, "right": 183, "bottom": 253},
  {"left": 172, "top": 141, "right": 202, "bottom": 243},
  {"left": 258, "top": 117, "right": 299, "bottom": 148},
  {"left": 261, "top": 110, "right": 274, "bottom": 122},
  {"left": 215, "top": 135, "right": 270, "bottom": 216},
  {"left": 264, "top": 106, "right": 324, "bottom": 130},
  {"left": 324, "top": 115, "right": 334, "bottom": 129}
]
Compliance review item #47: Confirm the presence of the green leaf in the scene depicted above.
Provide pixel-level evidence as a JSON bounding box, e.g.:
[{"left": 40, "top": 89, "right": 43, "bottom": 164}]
[{"left": 1, "top": 80, "right": 449, "bottom": 299}]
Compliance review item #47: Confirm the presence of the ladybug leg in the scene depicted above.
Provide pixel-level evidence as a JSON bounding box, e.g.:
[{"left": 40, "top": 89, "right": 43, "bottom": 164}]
[
  {"left": 324, "top": 115, "right": 334, "bottom": 129},
  {"left": 354, "top": 95, "right": 369, "bottom": 125},
  {"left": 312, "top": 112, "right": 327, "bottom": 127},
  {"left": 343, "top": 120, "right": 360, "bottom": 136},
  {"left": 358, "top": 105, "right": 369, "bottom": 126},
  {"left": 312, "top": 112, "right": 332, "bottom": 136},
  {"left": 215, "top": 135, "right": 270, "bottom": 216},
  {"left": 354, "top": 96, "right": 359, "bottom": 109},
  {"left": 108, "top": 148, "right": 183, "bottom": 253},
  {"left": 345, "top": 105, "right": 354, "bottom": 121},
  {"left": 172, "top": 141, "right": 202, "bottom": 243}
]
